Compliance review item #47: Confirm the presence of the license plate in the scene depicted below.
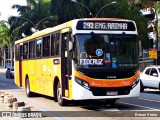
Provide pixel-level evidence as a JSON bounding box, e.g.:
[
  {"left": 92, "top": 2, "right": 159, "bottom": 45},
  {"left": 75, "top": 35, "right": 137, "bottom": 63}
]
[{"left": 106, "top": 91, "right": 118, "bottom": 96}]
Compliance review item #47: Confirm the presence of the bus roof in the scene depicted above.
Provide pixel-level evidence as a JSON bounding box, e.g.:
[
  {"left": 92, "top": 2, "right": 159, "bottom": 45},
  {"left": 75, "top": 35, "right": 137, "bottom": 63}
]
[{"left": 15, "top": 18, "right": 134, "bottom": 44}]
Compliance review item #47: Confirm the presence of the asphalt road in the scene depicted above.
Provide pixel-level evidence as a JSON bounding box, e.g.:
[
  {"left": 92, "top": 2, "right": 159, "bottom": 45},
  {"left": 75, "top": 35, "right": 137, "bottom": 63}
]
[{"left": 0, "top": 68, "right": 160, "bottom": 120}]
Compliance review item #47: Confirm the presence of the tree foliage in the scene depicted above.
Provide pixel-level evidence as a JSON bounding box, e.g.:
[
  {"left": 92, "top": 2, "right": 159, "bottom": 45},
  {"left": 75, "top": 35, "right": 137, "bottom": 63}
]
[
  {"left": 8, "top": 0, "right": 57, "bottom": 38},
  {"left": 0, "top": 22, "right": 10, "bottom": 47}
]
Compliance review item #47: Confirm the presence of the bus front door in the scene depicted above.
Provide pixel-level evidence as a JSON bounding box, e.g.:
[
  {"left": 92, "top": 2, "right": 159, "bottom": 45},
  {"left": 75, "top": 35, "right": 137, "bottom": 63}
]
[{"left": 61, "top": 32, "right": 72, "bottom": 98}]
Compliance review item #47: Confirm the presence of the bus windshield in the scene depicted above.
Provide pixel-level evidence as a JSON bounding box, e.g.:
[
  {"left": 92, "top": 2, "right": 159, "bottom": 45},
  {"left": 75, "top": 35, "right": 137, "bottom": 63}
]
[{"left": 74, "top": 34, "right": 138, "bottom": 69}]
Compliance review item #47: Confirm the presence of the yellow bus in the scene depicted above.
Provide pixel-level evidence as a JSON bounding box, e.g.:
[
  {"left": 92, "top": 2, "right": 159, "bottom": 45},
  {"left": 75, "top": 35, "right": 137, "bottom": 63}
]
[{"left": 14, "top": 18, "right": 140, "bottom": 106}]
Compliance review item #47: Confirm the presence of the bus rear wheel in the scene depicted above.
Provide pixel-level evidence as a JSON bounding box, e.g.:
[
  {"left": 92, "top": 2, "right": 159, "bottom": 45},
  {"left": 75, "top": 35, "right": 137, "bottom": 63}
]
[
  {"left": 56, "top": 82, "right": 68, "bottom": 106},
  {"left": 25, "top": 78, "right": 34, "bottom": 97}
]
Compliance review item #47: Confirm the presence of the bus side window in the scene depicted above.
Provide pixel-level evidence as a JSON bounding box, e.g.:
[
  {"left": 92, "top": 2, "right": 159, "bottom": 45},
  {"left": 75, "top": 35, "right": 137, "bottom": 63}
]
[
  {"left": 29, "top": 40, "right": 35, "bottom": 59},
  {"left": 55, "top": 33, "right": 60, "bottom": 55},
  {"left": 23, "top": 42, "right": 28, "bottom": 59},
  {"left": 15, "top": 44, "right": 20, "bottom": 61},
  {"left": 43, "top": 36, "right": 50, "bottom": 57},
  {"left": 36, "top": 39, "right": 42, "bottom": 58},
  {"left": 51, "top": 33, "right": 60, "bottom": 56},
  {"left": 51, "top": 34, "right": 55, "bottom": 56}
]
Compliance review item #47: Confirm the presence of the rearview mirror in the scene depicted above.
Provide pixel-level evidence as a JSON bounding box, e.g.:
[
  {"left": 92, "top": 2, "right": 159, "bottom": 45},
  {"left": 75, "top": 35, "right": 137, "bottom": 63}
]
[{"left": 152, "top": 73, "right": 158, "bottom": 77}]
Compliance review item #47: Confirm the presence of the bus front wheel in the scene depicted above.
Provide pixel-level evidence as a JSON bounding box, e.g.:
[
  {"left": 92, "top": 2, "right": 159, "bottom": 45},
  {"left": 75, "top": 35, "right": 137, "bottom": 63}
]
[
  {"left": 56, "top": 82, "right": 68, "bottom": 106},
  {"left": 25, "top": 78, "right": 34, "bottom": 97}
]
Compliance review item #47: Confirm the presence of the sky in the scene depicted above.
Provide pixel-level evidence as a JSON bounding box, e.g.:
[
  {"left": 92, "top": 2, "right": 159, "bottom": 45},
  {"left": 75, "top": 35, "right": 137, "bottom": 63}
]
[{"left": 0, "top": 0, "right": 27, "bottom": 21}]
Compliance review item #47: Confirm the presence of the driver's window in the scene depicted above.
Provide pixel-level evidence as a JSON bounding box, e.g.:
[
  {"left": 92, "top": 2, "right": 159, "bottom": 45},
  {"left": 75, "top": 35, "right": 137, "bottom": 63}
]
[
  {"left": 150, "top": 68, "right": 158, "bottom": 77},
  {"left": 145, "top": 68, "right": 151, "bottom": 75}
]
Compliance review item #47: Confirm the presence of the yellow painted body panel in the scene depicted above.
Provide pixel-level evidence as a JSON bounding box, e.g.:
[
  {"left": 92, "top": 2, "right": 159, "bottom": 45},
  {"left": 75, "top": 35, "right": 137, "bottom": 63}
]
[
  {"left": 14, "top": 61, "right": 20, "bottom": 87},
  {"left": 69, "top": 80, "right": 72, "bottom": 100},
  {"left": 15, "top": 57, "right": 62, "bottom": 97},
  {"left": 27, "top": 60, "right": 36, "bottom": 91},
  {"left": 65, "top": 90, "right": 69, "bottom": 97}
]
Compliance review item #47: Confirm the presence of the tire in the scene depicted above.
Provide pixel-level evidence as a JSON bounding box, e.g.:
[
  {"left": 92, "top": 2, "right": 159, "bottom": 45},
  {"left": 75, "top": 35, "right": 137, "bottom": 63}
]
[
  {"left": 25, "top": 78, "right": 34, "bottom": 97},
  {"left": 140, "top": 80, "right": 144, "bottom": 92},
  {"left": 56, "top": 81, "right": 68, "bottom": 106}
]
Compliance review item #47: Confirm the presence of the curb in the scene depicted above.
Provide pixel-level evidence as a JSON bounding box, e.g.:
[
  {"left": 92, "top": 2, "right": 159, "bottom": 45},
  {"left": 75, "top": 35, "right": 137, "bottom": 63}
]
[{"left": 0, "top": 91, "right": 43, "bottom": 119}]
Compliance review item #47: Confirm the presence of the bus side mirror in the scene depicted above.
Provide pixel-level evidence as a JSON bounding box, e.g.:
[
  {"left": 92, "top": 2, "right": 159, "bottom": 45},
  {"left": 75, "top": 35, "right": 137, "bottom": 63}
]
[{"left": 152, "top": 73, "right": 158, "bottom": 77}]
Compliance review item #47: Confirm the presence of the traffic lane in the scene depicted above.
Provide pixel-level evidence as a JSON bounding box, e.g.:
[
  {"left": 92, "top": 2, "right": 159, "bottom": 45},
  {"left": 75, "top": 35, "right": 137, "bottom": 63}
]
[
  {"left": 141, "top": 89, "right": 160, "bottom": 100},
  {"left": 117, "top": 91, "right": 160, "bottom": 111},
  {"left": 0, "top": 77, "right": 19, "bottom": 90}
]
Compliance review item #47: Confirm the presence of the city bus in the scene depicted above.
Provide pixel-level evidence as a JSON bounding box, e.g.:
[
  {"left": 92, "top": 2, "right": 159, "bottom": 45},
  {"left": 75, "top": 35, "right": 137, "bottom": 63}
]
[{"left": 14, "top": 18, "right": 140, "bottom": 106}]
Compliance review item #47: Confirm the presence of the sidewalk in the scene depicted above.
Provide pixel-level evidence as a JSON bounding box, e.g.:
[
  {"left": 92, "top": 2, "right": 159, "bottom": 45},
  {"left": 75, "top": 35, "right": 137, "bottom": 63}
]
[
  {"left": 0, "top": 67, "right": 6, "bottom": 73},
  {"left": 0, "top": 102, "right": 57, "bottom": 120},
  {"left": 0, "top": 101, "right": 53, "bottom": 120}
]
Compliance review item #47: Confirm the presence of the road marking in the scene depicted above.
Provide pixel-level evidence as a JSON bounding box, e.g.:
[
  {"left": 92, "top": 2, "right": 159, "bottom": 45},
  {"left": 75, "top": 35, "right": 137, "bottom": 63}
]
[
  {"left": 141, "top": 92, "right": 160, "bottom": 97},
  {"left": 139, "top": 98, "right": 160, "bottom": 103},
  {"left": 97, "top": 108, "right": 119, "bottom": 111},
  {"left": 119, "top": 102, "right": 160, "bottom": 111}
]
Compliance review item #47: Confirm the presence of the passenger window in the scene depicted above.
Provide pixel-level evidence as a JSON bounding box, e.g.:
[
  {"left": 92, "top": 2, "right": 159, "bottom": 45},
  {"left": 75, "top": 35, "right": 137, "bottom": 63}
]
[
  {"left": 55, "top": 33, "right": 60, "bottom": 55},
  {"left": 29, "top": 40, "right": 35, "bottom": 59},
  {"left": 43, "top": 36, "right": 50, "bottom": 57},
  {"left": 15, "top": 44, "right": 20, "bottom": 60},
  {"left": 51, "top": 33, "right": 60, "bottom": 56},
  {"left": 36, "top": 38, "right": 42, "bottom": 58},
  {"left": 23, "top": 42, "right": 28, "bottom": 59},
  {"left": 51, "top": 34, "right": 55, "bottom": 56},
  {"left": 145, "top": 68, "right": 151, "bottom": 75}
]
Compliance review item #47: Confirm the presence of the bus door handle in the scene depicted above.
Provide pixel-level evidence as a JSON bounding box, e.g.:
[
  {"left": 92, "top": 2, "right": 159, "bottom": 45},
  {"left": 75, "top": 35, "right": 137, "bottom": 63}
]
[{"left": 53, "top": 59, "right": 60, "bottom": 64}]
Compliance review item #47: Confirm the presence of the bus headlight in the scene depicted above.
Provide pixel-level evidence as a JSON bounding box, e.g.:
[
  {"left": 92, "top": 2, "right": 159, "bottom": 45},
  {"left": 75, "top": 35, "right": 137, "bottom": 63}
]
[
  {"left": 75, "top": 77, "right": 90, "bottom": 90},
  {"left": 132, "top": 77, "right": 139, "bottom": 89}
]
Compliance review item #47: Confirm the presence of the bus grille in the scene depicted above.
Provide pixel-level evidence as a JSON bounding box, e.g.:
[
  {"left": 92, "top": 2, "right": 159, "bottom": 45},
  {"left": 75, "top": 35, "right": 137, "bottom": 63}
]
[{"left": 90, "top": 86, "right": 131, "bottom": 96}]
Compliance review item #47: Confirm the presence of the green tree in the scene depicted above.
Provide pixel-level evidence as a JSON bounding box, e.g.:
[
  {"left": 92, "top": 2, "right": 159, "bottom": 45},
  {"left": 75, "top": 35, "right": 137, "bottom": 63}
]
[
  {"left": 0, "top": 21, "right": 14, "bottom": 67},
  {"left": 9, "top": 0, "right": 58, "bottom": 37},
  {"left": 0, "top": 21, "right": 10, "bottom": 47},
  {"left": 51, "top": 0, "right": 116, "bottom": 23}
]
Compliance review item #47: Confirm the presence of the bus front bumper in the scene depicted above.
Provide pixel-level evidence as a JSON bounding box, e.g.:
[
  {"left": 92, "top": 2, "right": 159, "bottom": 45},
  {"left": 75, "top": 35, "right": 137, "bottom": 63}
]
[{"left": 71, "top": 80, "right": 140, "bottom": 100}]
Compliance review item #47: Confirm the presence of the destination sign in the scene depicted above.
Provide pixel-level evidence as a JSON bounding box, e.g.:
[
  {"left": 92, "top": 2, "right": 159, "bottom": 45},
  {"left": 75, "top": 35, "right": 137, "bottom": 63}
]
[{"left": 76, "top": 20, "right": 136, "bottom": 31}]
